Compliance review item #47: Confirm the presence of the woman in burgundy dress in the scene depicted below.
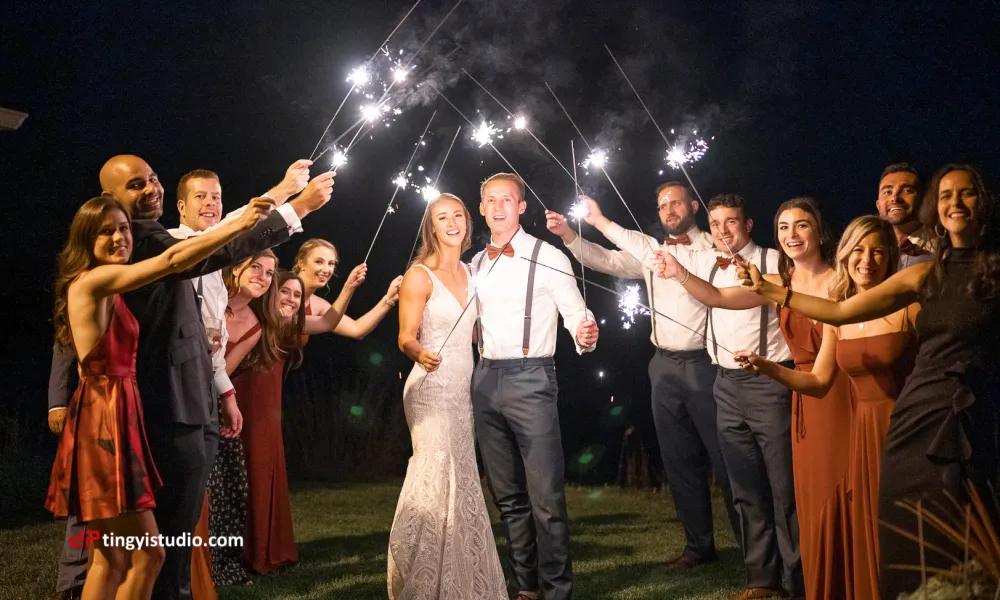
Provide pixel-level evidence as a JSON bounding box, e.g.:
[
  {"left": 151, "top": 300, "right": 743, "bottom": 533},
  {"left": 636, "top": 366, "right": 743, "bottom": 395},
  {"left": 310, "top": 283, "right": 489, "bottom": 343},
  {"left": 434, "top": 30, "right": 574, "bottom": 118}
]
[
  {"left": 735, "top": 216, "right": 919, "bottom": 599},
  {"left": 47, "top": 195, "right": 268, "bottom": 600},
  {"left": 656, "top": 197, "right": 855, "bottom": 599},
  {"left": 740, "top": 165, "right": 1000, "bottom": 599}
]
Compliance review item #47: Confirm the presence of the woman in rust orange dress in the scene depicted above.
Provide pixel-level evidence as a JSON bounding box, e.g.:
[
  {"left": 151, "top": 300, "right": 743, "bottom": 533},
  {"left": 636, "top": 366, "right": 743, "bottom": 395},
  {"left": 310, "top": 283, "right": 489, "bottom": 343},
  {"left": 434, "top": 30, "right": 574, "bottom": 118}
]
[
  {"left": 656, "top": 197, "right": 855, "bottom": 599},
  {"left": 735, "top": 215, "right": 919, "bottom": 599},
  {"left": 47, "top": 195, "right": 267, "bottom": 600}
]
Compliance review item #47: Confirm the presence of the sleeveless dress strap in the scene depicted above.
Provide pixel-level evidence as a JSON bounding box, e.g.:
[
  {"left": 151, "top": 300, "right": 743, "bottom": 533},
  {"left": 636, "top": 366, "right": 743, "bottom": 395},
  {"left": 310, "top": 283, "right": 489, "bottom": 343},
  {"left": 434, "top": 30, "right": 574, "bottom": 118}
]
[{"left": 234, "top": 322, "right": 262, "bottom": 346}]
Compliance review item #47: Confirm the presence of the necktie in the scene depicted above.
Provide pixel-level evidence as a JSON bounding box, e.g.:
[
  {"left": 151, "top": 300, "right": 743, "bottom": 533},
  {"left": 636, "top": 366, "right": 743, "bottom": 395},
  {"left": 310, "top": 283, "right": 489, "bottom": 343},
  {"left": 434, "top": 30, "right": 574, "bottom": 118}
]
[
  {"left": 486, "top": 243, "right": 514, "bottom": 260},
  {"left": 716, "top": 255, "right": 734, "bottom": 270},
  {"left": 899, "top": 238, "right": 929, "bottom": 257},
  {"left": 664, "top": 234, "right": 691, "bottom": 245}
]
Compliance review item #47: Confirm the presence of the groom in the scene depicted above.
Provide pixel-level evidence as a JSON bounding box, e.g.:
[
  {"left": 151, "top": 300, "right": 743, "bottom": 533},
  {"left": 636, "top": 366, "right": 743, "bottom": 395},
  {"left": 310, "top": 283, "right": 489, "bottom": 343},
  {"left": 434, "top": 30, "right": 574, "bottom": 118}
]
[{"left": 471, "top": 173, "right": 599, "bottom": 600}]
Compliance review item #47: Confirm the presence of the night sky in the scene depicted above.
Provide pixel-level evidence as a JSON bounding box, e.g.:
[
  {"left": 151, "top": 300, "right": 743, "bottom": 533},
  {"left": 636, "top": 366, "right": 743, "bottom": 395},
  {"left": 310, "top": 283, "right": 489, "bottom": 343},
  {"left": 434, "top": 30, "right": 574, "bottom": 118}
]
[{"left": 3, "top": 0, "right": 998, "bottom": 479}]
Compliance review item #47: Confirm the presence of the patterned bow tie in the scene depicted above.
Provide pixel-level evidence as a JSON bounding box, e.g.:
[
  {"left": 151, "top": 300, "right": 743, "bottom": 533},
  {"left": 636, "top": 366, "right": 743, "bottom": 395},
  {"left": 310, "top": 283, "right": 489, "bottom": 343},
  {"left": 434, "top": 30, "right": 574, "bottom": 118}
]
[
  {"left": 664, "top": 234, "right": 691, "bottom": 246},
  {"left": 898, "top": 238, "right": 929, "bottom": 257},
  {"left": 716, "top": 255, "right": 735, "bottom": 270},
  {"left": 486, "top": 243, "right": 515, "bottom": 260}
]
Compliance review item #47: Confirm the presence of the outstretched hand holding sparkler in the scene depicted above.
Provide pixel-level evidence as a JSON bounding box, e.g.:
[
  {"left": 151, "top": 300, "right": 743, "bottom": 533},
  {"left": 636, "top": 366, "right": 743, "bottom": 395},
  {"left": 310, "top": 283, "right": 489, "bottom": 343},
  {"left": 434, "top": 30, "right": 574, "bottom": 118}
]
[{"left": 265, "top": 159, "right": 313, "bottom": 204}]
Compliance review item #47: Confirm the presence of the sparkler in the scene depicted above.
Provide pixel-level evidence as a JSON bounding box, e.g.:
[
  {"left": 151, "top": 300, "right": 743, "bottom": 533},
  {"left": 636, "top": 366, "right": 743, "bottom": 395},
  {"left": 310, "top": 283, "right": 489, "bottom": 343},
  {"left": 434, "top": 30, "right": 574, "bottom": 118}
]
[
  {"left": 604, "top": 44, "right": 733, "bottom": 258},
  {"left": 420, "top": 185, "right": 440, "bottom": 202},
  {"left": 461, "top": 69, "right": 575, "bottom": 182},
  {"left": 429, "top": 83, "right": 548, "bottom": 210},
  {"left": 569, "top": 140, "right": 588, "bottom": 303},
  {"left": 666, "top": 138, "right": 709, "bottom": 169},
  {"left": 618, "top": 283, "right": 650, "bottom": 329},
  {"left": 407, "top": 125, "right": 462, "bottom": 267},
  {"left": 361, "top": 110, "right": 437, "bottom": 264},
  {"left": 347, "top": 66, "right": 371, "bottom": 88},
  {"left": 392, "top": 173, "right": 408, "bottom": 189},
  {"left": 519, "top": 257, "right": 736, "bottom": 355},
  {"left": 471, "top": 121, "right": 501, "bottom": 147},
  {"left": 544, "top": 82, "right": 656, "bottom": 257},
  {"left": 307, "top": 0, "right": 423, "bottom": 160}
]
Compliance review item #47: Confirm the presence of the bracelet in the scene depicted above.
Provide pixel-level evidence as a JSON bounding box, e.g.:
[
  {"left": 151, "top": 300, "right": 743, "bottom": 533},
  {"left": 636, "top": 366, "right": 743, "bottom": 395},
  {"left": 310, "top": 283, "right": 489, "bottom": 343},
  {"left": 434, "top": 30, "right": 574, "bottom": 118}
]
[
  {"left": 383, "top": 296, "right": 397, "bottom": 308},
  {"left": 676, "top": 268, "right": 691, "bottom": 286},
  {"left": 780, "top": 286, "right": 792, "bottom": 308}
]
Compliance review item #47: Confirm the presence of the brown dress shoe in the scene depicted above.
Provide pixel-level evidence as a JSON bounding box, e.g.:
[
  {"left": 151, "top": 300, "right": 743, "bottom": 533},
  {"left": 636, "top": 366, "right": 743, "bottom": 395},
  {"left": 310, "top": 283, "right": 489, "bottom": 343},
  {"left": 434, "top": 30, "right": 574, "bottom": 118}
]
[
  {"left": 728, "top": 588, "right": 785, "bottom": 600},
  {"left": 662, "top": 554, "right": 714, "bottom": 569}
]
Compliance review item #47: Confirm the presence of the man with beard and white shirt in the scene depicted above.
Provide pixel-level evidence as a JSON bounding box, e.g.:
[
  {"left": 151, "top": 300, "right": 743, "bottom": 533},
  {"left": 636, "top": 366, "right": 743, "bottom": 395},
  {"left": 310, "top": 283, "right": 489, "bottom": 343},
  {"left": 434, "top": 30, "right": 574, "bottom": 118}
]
[
  {"left": 876, "top": 163, "right": 935, "bottom": 269},
  {"left": 544, "top": 182, "right": 740, "bottom": 572},
  {"left": 471, "top": 173, "right": 598, "bottom": 600}
]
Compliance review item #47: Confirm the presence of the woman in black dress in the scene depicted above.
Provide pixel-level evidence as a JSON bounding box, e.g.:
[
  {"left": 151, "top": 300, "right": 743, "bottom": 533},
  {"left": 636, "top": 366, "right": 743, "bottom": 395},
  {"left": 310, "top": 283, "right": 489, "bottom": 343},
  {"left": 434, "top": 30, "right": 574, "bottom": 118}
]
[{"left": 736, "top": 164, "right": 999, "bottom": 599}]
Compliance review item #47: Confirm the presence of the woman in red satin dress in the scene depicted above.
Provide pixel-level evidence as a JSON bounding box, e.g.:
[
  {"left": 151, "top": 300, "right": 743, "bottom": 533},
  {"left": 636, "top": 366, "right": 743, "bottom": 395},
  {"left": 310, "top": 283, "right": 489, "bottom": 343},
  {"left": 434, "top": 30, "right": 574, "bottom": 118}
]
[
  {"left": 47, "top": 195, "right": 269, "bottom": 600},
  {"left": 735, "top": 216, "right": 919, "bottom": 600}
]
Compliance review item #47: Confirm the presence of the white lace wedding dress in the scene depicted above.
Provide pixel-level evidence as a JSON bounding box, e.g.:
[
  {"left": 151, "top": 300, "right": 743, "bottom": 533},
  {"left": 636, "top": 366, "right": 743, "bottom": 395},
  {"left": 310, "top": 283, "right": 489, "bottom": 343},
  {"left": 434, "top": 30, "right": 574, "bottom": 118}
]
[{"left": 387, "top": 264, "right": 507, "bottom": 600}]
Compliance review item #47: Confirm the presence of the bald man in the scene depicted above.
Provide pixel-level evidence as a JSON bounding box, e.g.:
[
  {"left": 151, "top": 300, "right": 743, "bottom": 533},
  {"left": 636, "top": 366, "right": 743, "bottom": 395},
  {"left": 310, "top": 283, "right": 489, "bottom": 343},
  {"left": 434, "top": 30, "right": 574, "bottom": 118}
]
[{"left": 50, "top": 154, "right": 334, "bottom": 600}]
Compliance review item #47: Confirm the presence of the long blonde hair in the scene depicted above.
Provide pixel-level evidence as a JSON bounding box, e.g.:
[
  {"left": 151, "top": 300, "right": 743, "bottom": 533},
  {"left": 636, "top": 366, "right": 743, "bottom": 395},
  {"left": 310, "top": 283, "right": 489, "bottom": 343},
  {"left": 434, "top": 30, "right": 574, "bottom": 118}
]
[
  {"left": 292, "top": 238, "right": 337, "bottom": 275},
  {"left": 828, "top": 215, "right": 901, "bottom": 301},
  {"left": 411, "top": 193, "right": 473, "bottom": 266}
]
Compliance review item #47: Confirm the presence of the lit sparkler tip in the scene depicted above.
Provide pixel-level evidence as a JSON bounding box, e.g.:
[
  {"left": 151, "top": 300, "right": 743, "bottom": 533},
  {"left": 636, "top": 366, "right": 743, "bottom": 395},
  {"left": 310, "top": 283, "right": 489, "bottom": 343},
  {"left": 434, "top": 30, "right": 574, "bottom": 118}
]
[
  {"left": 471, "top": 121, "right": 500, "bottom": 147},
  {"left": 582, "top": 149, "right": 608, "bottom": 171},
  {"left": 392, "top": 67, "right": 409, "bottom": 83},
  {"left": 392, "top": 173, "right": 408, "bottom": 189},
  {"left": 347, "top": 66, "right": 370, "bottom": 87},
  {"left": 665, "top": 137, "right": 710, "bottom": 169},
  {"left": 618, "top": 283, "right": 650, "bottom": 328},
  {"left": 421, "top": 185, "right": 440, "bottom": 203},
  {"left": 331, "top": 150, "right": 348, "bottom": 168},
  {"left": 567, "top": 200, "right": 589, "bottom": 221},
  {"left": 361, "top": 104, "right": 380, "bottom": 122},
  {"left": 513, "top": 115, "right": 527, "bottom": 130}
]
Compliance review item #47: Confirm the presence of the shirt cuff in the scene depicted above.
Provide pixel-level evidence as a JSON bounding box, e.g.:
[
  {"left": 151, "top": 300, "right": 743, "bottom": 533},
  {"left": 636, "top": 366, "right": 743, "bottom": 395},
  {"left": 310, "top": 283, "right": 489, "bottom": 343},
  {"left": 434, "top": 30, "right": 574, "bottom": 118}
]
[
  {"left": 48, "top": 406, "right": 67, "bottom": 412},
  {"left": 574, "top": 309, "right": 597, "bottom": 354},
  {"left": 276, "top": 203, "right": 303, "bottom": 234},
  {"left": 218, "top": 388, "right": 236, "bottom": 401}
]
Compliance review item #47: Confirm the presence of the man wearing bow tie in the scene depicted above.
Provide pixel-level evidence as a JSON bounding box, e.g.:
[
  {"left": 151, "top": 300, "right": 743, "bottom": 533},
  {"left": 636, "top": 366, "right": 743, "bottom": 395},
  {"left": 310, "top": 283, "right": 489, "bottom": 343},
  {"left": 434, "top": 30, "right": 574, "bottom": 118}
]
[
  {"left": 875, "top": 163, "right": 935, "bottom": 269},
  {"left": 471, "top": 173, "right": 598, "bottom": 600},
  {"left": 603, "top": 193, "right": 802, "bottom": 600},
  {"left": 545, "top": 182, "right": 741, "bottom": 573}
]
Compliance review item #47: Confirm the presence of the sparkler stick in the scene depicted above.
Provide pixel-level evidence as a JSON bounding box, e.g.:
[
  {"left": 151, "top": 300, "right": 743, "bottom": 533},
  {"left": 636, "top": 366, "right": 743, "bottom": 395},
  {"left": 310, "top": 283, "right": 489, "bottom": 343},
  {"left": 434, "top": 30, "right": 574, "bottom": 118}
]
[
  {"left": 460, "top": 69, "right": 575, "bottom": 182},
  {"left": 570, "top": 140, "right": 587, "bottom": 303},
  {"left": 428, "top": 83, "right": 548, "bottom": 211},
  {"left": 407, "top": 125, "right": 462, "bottom": 267},
  {"left": 603, "top": 44, "right": 735, "bottom": 258},
  {"left": 543, "top": 82, "right": 656, "bottom": 257},
  {"left": 308, "top": 0, "right": 423, "bottom": 160},
  {"left": 363, "top": 110, "right": 437, "bottom": 264},
  {"left": 519, "top": 256, "right": 736, "bottom": 355}
]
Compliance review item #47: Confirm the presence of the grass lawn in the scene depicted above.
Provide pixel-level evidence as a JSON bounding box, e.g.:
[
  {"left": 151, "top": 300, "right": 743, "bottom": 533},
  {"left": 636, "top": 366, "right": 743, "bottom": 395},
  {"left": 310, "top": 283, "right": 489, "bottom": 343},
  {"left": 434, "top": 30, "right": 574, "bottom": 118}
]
[{"left": 0, "top": 480, "right": 744, "bottom": 600}]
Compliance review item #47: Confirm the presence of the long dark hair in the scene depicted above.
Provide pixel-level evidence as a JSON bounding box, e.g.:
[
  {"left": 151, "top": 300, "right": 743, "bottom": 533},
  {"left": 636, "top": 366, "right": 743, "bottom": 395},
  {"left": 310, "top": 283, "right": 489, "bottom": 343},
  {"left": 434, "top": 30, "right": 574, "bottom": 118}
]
[
  {"left": 919, "top": 164, "right": 999, "bottom": 302},
  {"left": 223, "top": 249, "right": 284, "bottom": 372},
  {"left": 53, "top": 195, "right": 132, "bottom": 350},
  {"left": 772, "top": 196, "right": 835, "bottom": 287},
  {"left": 275, "top": 269, "right": 306, "bottom": 371}
]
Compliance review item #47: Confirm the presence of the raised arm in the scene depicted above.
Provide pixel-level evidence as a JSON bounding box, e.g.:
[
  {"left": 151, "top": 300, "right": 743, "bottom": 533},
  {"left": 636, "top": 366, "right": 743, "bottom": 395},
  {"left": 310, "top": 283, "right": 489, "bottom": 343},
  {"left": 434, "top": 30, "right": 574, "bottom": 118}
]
[
  {"left": 652, "top": 248, "right": 770, "bottom": 309},
  {"left": 397, "top": 267, "right": 441, "bottom": 372},
  {"left": 79, "top": 199, "right": 272, "bottom": 298},
  {"left": 302, "top": 264, "right": 365, "bottom": 335},
  {"left": 545, "top": 209, "right": 644, "bottom": 279},
  {"left": 333, "top": 275, "right": 401, "bottom": 340},
  {"left": 741, "top": 261, "right": 928, "bottom": 326},
  {"left": 734, "top": 322, "right": 840, "bottom": 397}
]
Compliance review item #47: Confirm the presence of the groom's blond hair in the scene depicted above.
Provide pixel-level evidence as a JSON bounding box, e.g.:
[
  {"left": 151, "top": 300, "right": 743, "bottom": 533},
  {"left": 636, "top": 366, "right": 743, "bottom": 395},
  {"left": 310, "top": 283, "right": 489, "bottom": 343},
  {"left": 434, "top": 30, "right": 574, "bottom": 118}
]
[{"left": 479, "top": 173, "right": 525, "bottom": 204}]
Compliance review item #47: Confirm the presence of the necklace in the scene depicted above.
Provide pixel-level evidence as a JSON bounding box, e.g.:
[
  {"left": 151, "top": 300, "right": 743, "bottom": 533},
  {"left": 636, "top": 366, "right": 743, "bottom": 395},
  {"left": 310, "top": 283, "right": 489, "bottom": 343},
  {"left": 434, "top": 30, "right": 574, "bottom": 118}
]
[{"left": 858, "top": 321, "right": 865, "bottom": 329}]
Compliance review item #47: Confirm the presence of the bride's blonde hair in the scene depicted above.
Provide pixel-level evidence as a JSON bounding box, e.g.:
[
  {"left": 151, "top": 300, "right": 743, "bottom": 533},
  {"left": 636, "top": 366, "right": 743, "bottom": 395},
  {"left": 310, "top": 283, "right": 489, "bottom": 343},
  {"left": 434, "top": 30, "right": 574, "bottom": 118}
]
[{"left": 411, "top": 193, "right": 473, "bottom": 266}]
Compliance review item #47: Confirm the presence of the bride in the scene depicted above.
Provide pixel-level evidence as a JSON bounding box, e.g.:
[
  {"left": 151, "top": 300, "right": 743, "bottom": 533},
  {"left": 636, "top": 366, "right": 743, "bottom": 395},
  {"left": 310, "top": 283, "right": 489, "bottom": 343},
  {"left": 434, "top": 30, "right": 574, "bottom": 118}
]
[{"left": 389, "top": 193, "right": 507, "bottom": 599}]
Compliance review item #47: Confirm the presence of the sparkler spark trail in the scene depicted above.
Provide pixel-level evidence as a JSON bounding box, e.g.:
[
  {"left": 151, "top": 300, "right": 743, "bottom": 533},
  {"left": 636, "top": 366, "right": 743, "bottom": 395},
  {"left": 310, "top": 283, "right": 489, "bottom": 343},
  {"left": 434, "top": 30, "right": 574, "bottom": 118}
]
[
  {"left": 307, "top": 0, "right": 423, "bottom": 160},
  {"left": 582, "top": 149, "right": 608, "bottom": 171},
  {"left": 544, "top": 82, "right": 656, "bottom": 257},
  {"left": 461, "top": 69, "right": 575, "bottom": 183},
  {"left": 407, "top": 125, "right": 463, "bottom": 268},
  {"left": 568, "top": 201, "right": 589, "bottom": 221},
  {"left": 666, "top": 138, "right": 709, "bottom": 169},
  {"left": 472, "top": 121, "right": 500, "bottom": 147},
  {"left": 429, "top": 83, "right": 548, "bottom": 210},
  {"left": 618, "top": 283, "right": 650, "bottom": 329},
  {"left": 393, "top": 173, "right": 408, "bottom": 189},
  {"left": 347, "top": 66, "right": 371, "bottom": 88},
  {"left": 331, "top": 149, "right": 347, "bottom": 169},
  {"left": 362, "top": 110, "right": 437, "bottom": 264},
  {"left": 604, "top": 44, "right": 732, "bottom": 257},
  {"left": 420, "top": 185, "right": 440, "bottom": 202},
  {"left": 520, "top": 257, "right": 736, "bottom": 354}
]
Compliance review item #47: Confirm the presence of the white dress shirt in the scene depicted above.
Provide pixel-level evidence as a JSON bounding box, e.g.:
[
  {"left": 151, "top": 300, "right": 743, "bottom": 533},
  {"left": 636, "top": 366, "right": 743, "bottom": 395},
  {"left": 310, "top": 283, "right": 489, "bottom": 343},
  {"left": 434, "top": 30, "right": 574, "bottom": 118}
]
[
  {"left": 167, "top": 202, "right": 302, "bottom": 398},
  {"left": 670, "top": 241, "right": 792, "bottom": 369},
  {"left": 899, "top": 225, "right": 936, "bottom": 270},
  {"left": 565, "top": 222, "right": 713, "bottom": 352},
  {"left": 471, "top": 228, "right": 595, "bottom": 360}
]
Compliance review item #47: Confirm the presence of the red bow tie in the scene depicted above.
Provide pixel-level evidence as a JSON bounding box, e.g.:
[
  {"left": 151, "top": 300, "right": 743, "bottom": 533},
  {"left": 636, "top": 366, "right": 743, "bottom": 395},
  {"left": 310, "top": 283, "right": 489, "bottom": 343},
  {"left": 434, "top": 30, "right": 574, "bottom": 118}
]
[
  {"left": 664, "top": 234, "right": 691, "bottom": 246},
  {"left": 716, "top": 255, "right": 735, "bottom": 270},
  {"left": 486, "top": 243, "right": 515, "bottom": 260},
  {"left": 898, "top": 238, "right": 929, "bottom": 257}
]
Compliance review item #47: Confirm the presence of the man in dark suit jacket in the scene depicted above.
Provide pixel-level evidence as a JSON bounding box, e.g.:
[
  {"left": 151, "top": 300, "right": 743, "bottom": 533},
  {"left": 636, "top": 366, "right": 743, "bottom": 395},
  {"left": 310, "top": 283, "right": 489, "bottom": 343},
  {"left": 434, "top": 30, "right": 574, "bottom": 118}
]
[
  {"left": 47, "top": 343, "right": 87, "bottom": 600},
  {"left": 44, "top": 154, "right": 332, "bottom": 600}
]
